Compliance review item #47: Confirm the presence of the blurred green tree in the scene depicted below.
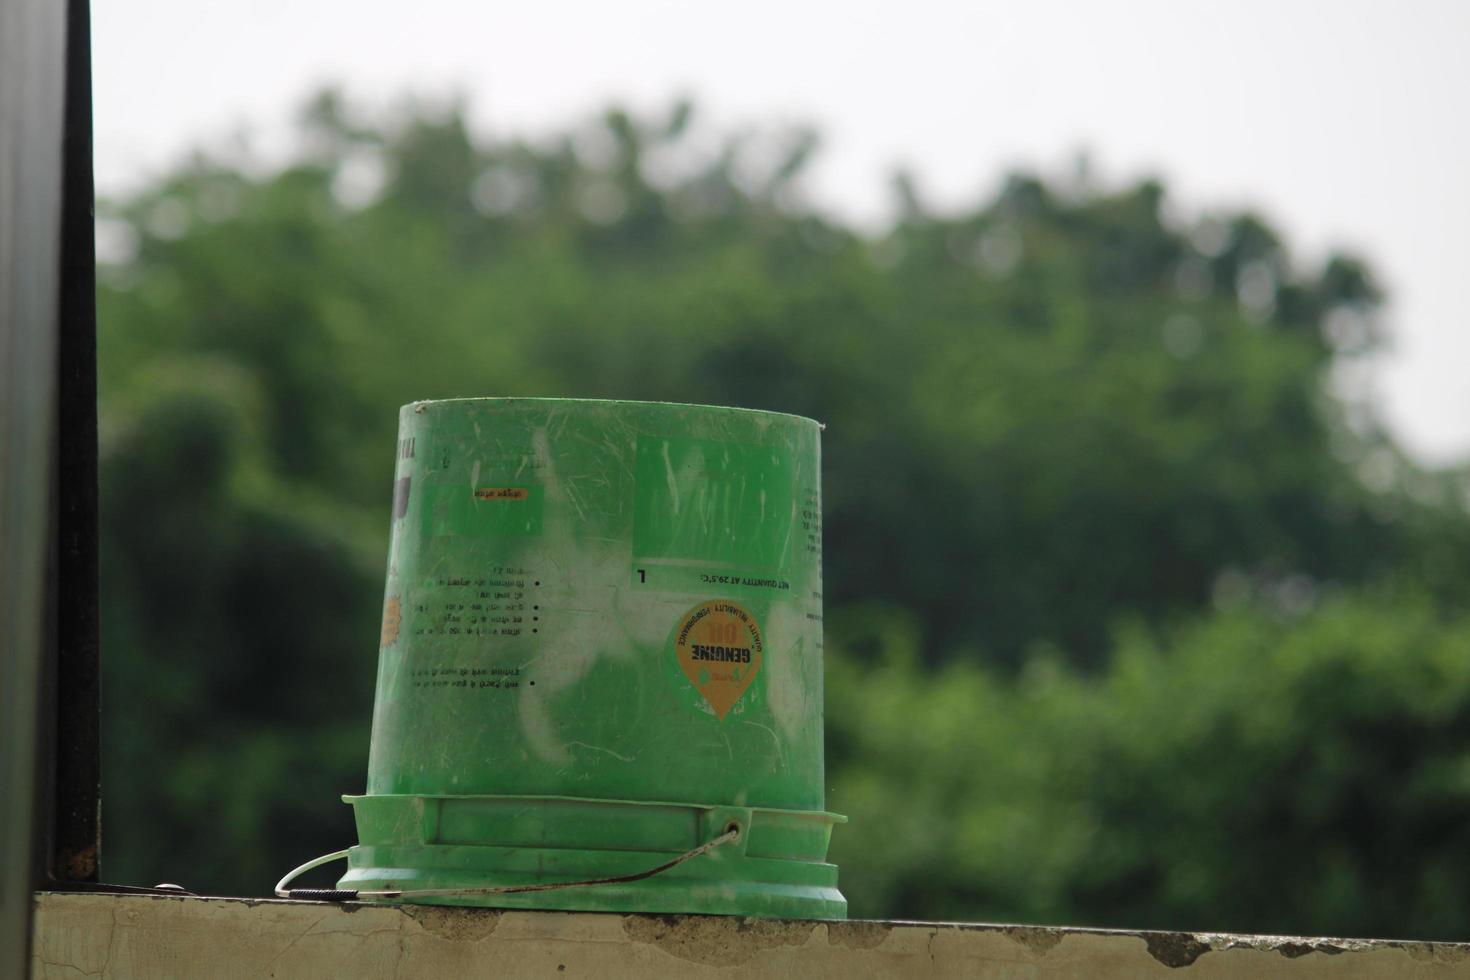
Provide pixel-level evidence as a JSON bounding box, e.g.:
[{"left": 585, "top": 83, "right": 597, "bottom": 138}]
[
  {"left": 96, "top": 92, "right": 1470, "bottom": 936},
  {"left": 827, "top": 595, "right": 1470, "bottom": 939}
]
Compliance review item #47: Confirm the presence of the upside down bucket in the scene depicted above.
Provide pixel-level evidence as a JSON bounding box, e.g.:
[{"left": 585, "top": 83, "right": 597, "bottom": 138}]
[{"left": 340, "top": 398, "right": 846, "bottom": 918}]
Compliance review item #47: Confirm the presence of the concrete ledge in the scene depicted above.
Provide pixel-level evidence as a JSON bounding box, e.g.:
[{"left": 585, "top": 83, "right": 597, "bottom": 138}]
[{"left": 31, "top": 892, "right": 1470, "bottom": 978}]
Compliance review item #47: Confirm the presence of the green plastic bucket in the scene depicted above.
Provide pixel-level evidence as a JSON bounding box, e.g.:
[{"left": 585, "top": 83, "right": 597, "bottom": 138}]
[{"left": 340, "top": 398, "right": 845, "bottom": 918}]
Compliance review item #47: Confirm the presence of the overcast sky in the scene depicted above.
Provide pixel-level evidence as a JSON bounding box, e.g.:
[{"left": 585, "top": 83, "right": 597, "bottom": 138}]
[{"left": 93, "top": 0, "right": 1470, "bottom": 465}]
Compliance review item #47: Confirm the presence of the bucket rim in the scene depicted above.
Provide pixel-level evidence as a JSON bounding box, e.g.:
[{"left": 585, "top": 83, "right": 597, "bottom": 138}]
[
  {"left": 342, "top": 792, "right": 848, "bottom": 824},
  {"left": 399, "top": 396, "right": 825, "bottom": 429}
]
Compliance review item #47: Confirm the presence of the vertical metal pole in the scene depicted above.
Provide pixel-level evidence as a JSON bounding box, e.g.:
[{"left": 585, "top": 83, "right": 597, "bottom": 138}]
[
  {"left": 50, "top": 0, "right": 102, "bottom": 887},
  {"left": 0, "top": 0, "right": 71, "bottom": 974},
  {"left": 1, "top": 0, "right": 97, "bottom": 970}
]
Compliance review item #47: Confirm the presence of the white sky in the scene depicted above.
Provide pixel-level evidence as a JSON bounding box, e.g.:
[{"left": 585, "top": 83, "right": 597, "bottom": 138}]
[{"left": 94, "top": 0, "right": 1470, "bottom": 465}]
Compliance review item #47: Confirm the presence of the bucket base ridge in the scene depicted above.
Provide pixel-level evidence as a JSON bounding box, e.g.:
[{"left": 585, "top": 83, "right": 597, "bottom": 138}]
[{"left": 340, "top": 793, "right": 847, "bottom": 919}]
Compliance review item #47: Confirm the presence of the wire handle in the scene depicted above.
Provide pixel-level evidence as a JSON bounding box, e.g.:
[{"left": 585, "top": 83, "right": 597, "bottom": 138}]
[{"left": 275, "top": 825, "right": 741, "bottom": 902}]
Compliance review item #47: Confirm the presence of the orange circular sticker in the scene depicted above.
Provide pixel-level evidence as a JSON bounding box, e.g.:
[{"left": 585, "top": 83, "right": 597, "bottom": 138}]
[{"left": 674, "top": 599, "right": 764, "bottom": 720}]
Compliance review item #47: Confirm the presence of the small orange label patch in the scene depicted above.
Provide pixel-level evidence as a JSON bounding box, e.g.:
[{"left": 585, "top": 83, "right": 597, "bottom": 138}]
[
  {"left": 381, "top": 595, "right": 402, "bottom": 648},
  {"left": 674, "top": 600, "right": 764, "bottom": 720}
]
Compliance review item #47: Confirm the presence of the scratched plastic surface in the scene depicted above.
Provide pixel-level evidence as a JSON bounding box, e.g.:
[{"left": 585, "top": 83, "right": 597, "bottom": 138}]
[{"left": 344, "top": 398, "right": 844, "bottom": 918}]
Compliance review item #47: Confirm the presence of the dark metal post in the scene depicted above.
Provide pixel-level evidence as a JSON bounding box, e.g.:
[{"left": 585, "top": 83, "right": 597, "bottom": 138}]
[
  {"left": 49, "top": 0, "right": 103, "bottom": 887},
  {"left": 0, "top": 0, "right": 71, "bottom": 972},
  {"left": 0, "top": 0, "right": 98, "bottom": 972}
]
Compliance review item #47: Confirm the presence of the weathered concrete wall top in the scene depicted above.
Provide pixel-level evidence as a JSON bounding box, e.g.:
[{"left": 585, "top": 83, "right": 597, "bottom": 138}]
[{"left": 31, "top": 892, "right": 1470, "bottom": 979}]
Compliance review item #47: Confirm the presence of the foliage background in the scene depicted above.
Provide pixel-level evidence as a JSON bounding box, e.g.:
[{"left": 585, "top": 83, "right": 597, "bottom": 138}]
[{"left": 97, "top": 93, "right": 1470, "bottom": 939}]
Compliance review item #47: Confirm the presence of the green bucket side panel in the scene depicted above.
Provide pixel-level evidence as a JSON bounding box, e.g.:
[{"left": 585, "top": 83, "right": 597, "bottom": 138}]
[
  {"left": 352, "top": 399, "right": 841, "bottom": 918},
  {"left": 367, "top": 399, "right": 826, "bottom": 810}
]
